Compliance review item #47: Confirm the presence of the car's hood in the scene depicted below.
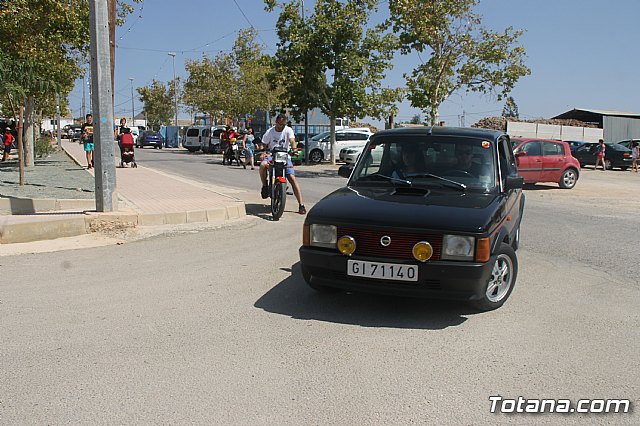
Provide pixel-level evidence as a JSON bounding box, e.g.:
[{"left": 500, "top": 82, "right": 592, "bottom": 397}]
[{"left": 308, "top": 186, "right": 503, "bottom": 233}]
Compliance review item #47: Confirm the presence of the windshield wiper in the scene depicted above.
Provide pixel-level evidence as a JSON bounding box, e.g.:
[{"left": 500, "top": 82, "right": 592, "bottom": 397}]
[
  {"left": 407, "top": 173, "right": 467, "bottom": 190},
  {"left": 357, "top": 173, "right": 412, "bottom": 186}
]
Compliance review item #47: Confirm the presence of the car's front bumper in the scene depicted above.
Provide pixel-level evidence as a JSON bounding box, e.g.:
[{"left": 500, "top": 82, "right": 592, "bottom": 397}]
[{"left": 299, "top": 247, "right": 495, "bottom": 301}]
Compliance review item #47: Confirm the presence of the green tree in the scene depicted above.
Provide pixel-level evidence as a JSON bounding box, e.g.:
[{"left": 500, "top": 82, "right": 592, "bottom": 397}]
[
  {"left": 409, "top": 114, "right": 422, "bottom": 124},
  {"left": 183, "top": 29, "right": 280, "bottom": 125},
  {"left": 0, "top": 0, "right": 140, "bottom": 165},
  {"left": 138, "top": 80, "right": 177, "bottom": 129},
  {"left": 502, "top": 96, "right": 519, "bottom": 119},
  {"left": 388, "top": 0, "right": 531, "bottom": 125},
  {"left": 266, "top": 0, "right": 402, "bottom": 164}
]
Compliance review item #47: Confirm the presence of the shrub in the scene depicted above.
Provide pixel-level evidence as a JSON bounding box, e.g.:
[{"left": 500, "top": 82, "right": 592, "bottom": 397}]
[{"left": 35, "top": 135, "right": 56, "bottom": 157}]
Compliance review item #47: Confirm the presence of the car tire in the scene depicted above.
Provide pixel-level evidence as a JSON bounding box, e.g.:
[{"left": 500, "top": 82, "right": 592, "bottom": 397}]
[
  {"left": 558, "top": 168, "right": 578, "bottom": 189},
  {"left": 621, "top": 166, "right": 628, "bottom": 171},
  {"left": 309, "top": 149, "right": 324, "bottom": 164},
  {"left": 187, "top": 148, "right": 196, "bottom": 153},
  {"left": 605, "top": 159, "right": 612, "bottom": 170},
  {"left": 301, "top": 266, "right": 340, "bottom": 293},
  {"left": 469, "top": 243, "right": 517, "bottom": 312}
]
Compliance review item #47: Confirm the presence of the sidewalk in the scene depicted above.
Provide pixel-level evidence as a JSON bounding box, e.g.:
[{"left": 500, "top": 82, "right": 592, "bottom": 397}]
[{"left": 0, "top": 140, "right": 246, "bottom": 244}]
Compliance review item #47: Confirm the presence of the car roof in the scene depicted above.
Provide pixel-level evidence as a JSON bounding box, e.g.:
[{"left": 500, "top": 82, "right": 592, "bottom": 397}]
[{"left": 372, "top": 126, "right": 505, "bottom": 140}]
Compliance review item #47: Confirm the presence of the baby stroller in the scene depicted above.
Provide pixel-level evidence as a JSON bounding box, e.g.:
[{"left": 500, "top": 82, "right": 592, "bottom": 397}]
[{"left": 119, "top": 128, "right": 137, "bottom": 168}]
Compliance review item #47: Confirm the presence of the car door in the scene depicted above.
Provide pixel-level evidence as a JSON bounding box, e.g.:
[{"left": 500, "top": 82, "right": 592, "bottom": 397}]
[
  {"left": 540, "top": 141, "right": 566, "bottom": 182},
  {"left": 514, "top": 141, "right": 542, "bottom": 182}
]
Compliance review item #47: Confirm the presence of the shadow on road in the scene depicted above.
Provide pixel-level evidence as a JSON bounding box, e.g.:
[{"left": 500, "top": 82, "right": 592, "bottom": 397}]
[{"left": 254, "top": 262, "right": 471, "bottom": 330}]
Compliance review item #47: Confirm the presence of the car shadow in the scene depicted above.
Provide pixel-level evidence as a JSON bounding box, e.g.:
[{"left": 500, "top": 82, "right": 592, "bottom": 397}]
[
  {"left": 254, "top": 262, "right": 472, "bottom": 330},
  {"left": 523, "top": 183, "right": 558, "bottom": 191}
]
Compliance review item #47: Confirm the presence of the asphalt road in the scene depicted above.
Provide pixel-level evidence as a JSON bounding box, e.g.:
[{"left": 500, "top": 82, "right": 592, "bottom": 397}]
[
  {"left": 1, "top": 156, "right": 638, "bottom": 424},
  {"left": 132, "top": 147, "right": 345, "bottom": 205}
]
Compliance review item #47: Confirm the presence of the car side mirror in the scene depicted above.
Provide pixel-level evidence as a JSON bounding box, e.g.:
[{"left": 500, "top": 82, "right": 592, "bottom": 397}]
[
  {"left": 338, "top": 163, "right": 354, "bottom": 178},
  {"left": 505, "top": 175, "right": 524, "bottom": 190},
  {"left": 515, "top": 151, "right": 526, "bottom": 157}
]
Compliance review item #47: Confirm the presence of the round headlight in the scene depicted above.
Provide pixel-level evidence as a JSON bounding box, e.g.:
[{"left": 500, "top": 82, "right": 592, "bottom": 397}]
[
  {"left": 337, "top": 236, "right": 356, "bottom": 256},
  {"left": 413, "top": 241, "right": 433, "bottom": 262}
]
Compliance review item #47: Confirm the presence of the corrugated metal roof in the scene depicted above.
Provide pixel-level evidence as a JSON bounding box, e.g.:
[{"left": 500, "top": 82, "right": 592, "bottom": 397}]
[{"left": 553, "top": 108, "right": 640, "bottom": 119}]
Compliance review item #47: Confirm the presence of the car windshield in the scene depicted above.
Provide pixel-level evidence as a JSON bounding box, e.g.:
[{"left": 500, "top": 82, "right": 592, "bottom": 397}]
[
  {"left": 144, "top": 131, "right": 160, "bottom": 136},
  {"left": 351, "top": 135, "right": 497, "bottom": 191}
]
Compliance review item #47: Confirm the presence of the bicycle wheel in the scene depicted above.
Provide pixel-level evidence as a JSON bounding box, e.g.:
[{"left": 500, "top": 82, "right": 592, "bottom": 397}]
[{"left": 271, "top": 182, "right": 286, "bottom": 221}]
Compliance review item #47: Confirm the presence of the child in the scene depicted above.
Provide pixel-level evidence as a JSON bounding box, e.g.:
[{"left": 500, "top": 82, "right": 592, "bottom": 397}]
[
  {"left": 631, "top": 141, "right": 639, "bottom": 173},
  {"left": 2, "top": 128, "right": 15, "bottom": 162}
]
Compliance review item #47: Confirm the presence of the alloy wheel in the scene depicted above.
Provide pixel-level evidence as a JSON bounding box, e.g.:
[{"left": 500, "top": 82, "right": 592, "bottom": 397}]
[{"left": 486, "top": 253, "right": 514, "bottom": 303}]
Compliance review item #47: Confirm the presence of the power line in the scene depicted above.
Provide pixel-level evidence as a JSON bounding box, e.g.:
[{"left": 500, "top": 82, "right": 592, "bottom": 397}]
[
  {"left": 117, "top": 0, "right": 145, "bottom": 42},
  {"left": 232, "top": 0, "right": 269, "bottom": 46}
]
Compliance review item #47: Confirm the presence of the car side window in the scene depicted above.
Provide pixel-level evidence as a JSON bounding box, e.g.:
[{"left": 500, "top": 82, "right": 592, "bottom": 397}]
[
  {"left": 354, "top": 133, "right": 369, "bottom": 140},
  {"left": 498, "top": 137, "right": 518, "bottom": 183},
  {"left": 521, "top": 141, "right": 541, "bottom": 156},
  {"left": 542, "top": 142, "right": 562, "bottom": 156}
]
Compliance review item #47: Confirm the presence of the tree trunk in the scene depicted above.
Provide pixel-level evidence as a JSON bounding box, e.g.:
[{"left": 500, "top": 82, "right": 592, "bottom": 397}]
[
  {"left": 329, "top": 115, "right": 336, "bottom": 165},
  {"left": 24, "top": 96, "right": 36, "bottom": 167}
]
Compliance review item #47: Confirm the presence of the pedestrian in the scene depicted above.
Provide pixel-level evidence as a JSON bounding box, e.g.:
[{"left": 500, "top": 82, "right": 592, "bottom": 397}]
[
  {"left": 115, "top": 117, "right": 128, "bottom": 147},
  {"left": 631, "top": 141, "right": 639, "bottom": 173},
  {"left": 242, "top": 127, "right": 256, "bottom": 170},
  {"left": 2, "top": 128, "right": 15, "bottom": 162},
  {"left": 81, "top": 113, "right": 95, "bottom": 169},
  {"left": 594, "top": 139, "right": 606, "bottom": 171}
]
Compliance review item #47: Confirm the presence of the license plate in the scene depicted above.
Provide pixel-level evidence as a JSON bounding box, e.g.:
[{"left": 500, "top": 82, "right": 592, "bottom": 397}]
[{"left": 347, "top": 260, "right": 418, "bottom": 282}]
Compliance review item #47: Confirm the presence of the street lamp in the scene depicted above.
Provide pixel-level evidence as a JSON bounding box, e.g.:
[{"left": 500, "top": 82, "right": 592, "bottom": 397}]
[
  {"left": 128, "top": 77, "right": 134, "bottom": 127},
  {"left": 168, "top": 52, "right": 178, "bottom": 126}
]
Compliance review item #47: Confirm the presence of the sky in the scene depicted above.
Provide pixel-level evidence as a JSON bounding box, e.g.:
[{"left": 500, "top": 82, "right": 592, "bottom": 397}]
[{"left": 68, "top": 0, "right": 640, "bottom": 128}]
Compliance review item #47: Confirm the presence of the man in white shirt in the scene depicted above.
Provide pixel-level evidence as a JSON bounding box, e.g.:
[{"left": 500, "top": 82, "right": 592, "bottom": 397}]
[{"left": 259, "top": 113, "right": 306, "bottom": 214}]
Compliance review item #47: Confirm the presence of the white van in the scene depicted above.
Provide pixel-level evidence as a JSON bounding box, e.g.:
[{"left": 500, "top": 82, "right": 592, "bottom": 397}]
[
  {"left": 183, "top": 126, "right": 209, "bottom": 152},
  {"left": 202, "top": 125, "right": 227, "bottom": 154},
  {"left": 304, "top": 128, "right": 372, "bottom": 163}
]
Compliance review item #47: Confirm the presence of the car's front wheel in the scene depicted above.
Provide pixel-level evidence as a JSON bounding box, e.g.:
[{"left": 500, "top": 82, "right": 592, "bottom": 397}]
[
  {"left": 309, "top": 149, "right": 324, "bottom": 164},
  {"left": 605, "top": 159, "right": 613, "bottom": 170},
  {"left": 559, "top": 168, "right": 578, "bottom": 189},
  {"left": 469, "top": 243, "right": 517, "bottom": 312}
]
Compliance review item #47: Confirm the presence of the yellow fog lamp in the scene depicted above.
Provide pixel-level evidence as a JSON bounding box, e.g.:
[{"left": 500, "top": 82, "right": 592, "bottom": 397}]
[
  {"left": 412, "top": 241, "right": 433, "bottom": 262},
  {"left": 337, "top": 236, "right": 356, "bottom": 256}
]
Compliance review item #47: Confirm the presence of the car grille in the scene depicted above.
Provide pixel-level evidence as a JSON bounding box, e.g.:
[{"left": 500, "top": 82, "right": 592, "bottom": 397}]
[{"left": 337, "top": 227, "right": 443, "bottom": 261}]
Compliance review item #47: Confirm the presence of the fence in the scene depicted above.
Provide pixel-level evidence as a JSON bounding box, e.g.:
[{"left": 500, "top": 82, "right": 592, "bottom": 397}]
[{"left": 506, "top": 122, "right": 603, "bottom": 142}]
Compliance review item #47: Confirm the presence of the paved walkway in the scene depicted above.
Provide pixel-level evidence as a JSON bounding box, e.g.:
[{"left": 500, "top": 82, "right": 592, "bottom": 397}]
[{"left": 0, "top": 140, "right": 246, "bottom": 244}]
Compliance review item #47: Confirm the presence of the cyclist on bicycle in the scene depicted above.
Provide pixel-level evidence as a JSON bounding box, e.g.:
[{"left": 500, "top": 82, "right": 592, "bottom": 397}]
[{"left": 259, "top": 113, "right": 306, "bottom": 215}]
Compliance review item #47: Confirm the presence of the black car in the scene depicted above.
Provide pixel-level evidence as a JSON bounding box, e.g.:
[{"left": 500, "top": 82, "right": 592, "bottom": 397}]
[
  {"left": 299, "top": 127, "right": 525, "bottom": 311},
  {"left": 571, "top": 142, "right": 632, "bottom": 170},
  {"left": 137, "top": 130, "right": 164, "bottom": 149}
]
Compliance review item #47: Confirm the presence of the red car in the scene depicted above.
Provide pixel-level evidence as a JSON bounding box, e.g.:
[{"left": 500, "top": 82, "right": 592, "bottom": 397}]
[{"left": 512, "top": 138, "right": 580, "bottom": 189}]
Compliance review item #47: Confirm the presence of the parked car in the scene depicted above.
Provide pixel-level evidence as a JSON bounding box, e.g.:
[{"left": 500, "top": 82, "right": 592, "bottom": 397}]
[
  {"left": 615, "top": 139, "right": 640, "bottom": 150},
  {"left": 130, "top": 127, "right": 140, "bottom": 144},
  {"left": 571, "top": 142, "right": 632, "bottom": 170},
  {"left": 305, "top": 128, "right": 373, "bottom": 163},
  {"left": 300, "top": 126, "right": 525, "bottom": 311},
  {"left": 202, "top": 125, "right": 227, "bottom": 154},
  {"left": 71, "top": 129, "right": 82, "bottom": 142},
  {"left": 512, "top": 138, "right": 581, "bottom": 189},
  {"left": 183, "top": 126, "right": 208, "bottom": 152},
  {"left": 565, "top": 140, "right": 590, "bottom": 151},
  {"left": 136, "top": 130, "right": 164, "bottom": 149}
]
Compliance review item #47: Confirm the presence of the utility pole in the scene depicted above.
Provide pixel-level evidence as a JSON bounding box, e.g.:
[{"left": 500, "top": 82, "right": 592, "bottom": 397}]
[
  {"left": 81, "top": 74, "right": 86, "bottom": 120},
  {"left": 129, "top": 77, "right": 135, "bottom": 126},
  {"left": 89, "top": 0, "right": 116, "bottom": 212},
  {"left": 55, "top": 93, "right": 61, "bottom": 148},
  {"left": 301, "top": 0, "right": 309, "bottom": 163},
  {"left": 168, "top": 52, "right": 178, "bottom": 126}
]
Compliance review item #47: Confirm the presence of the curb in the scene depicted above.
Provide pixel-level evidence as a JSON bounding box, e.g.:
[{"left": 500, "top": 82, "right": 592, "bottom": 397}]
[
  {"left": 1, "top": 202, "right": 246, "bottom": 244},
  {"left": 0, "top": 196, "right": 96, "bottom": 215}
]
